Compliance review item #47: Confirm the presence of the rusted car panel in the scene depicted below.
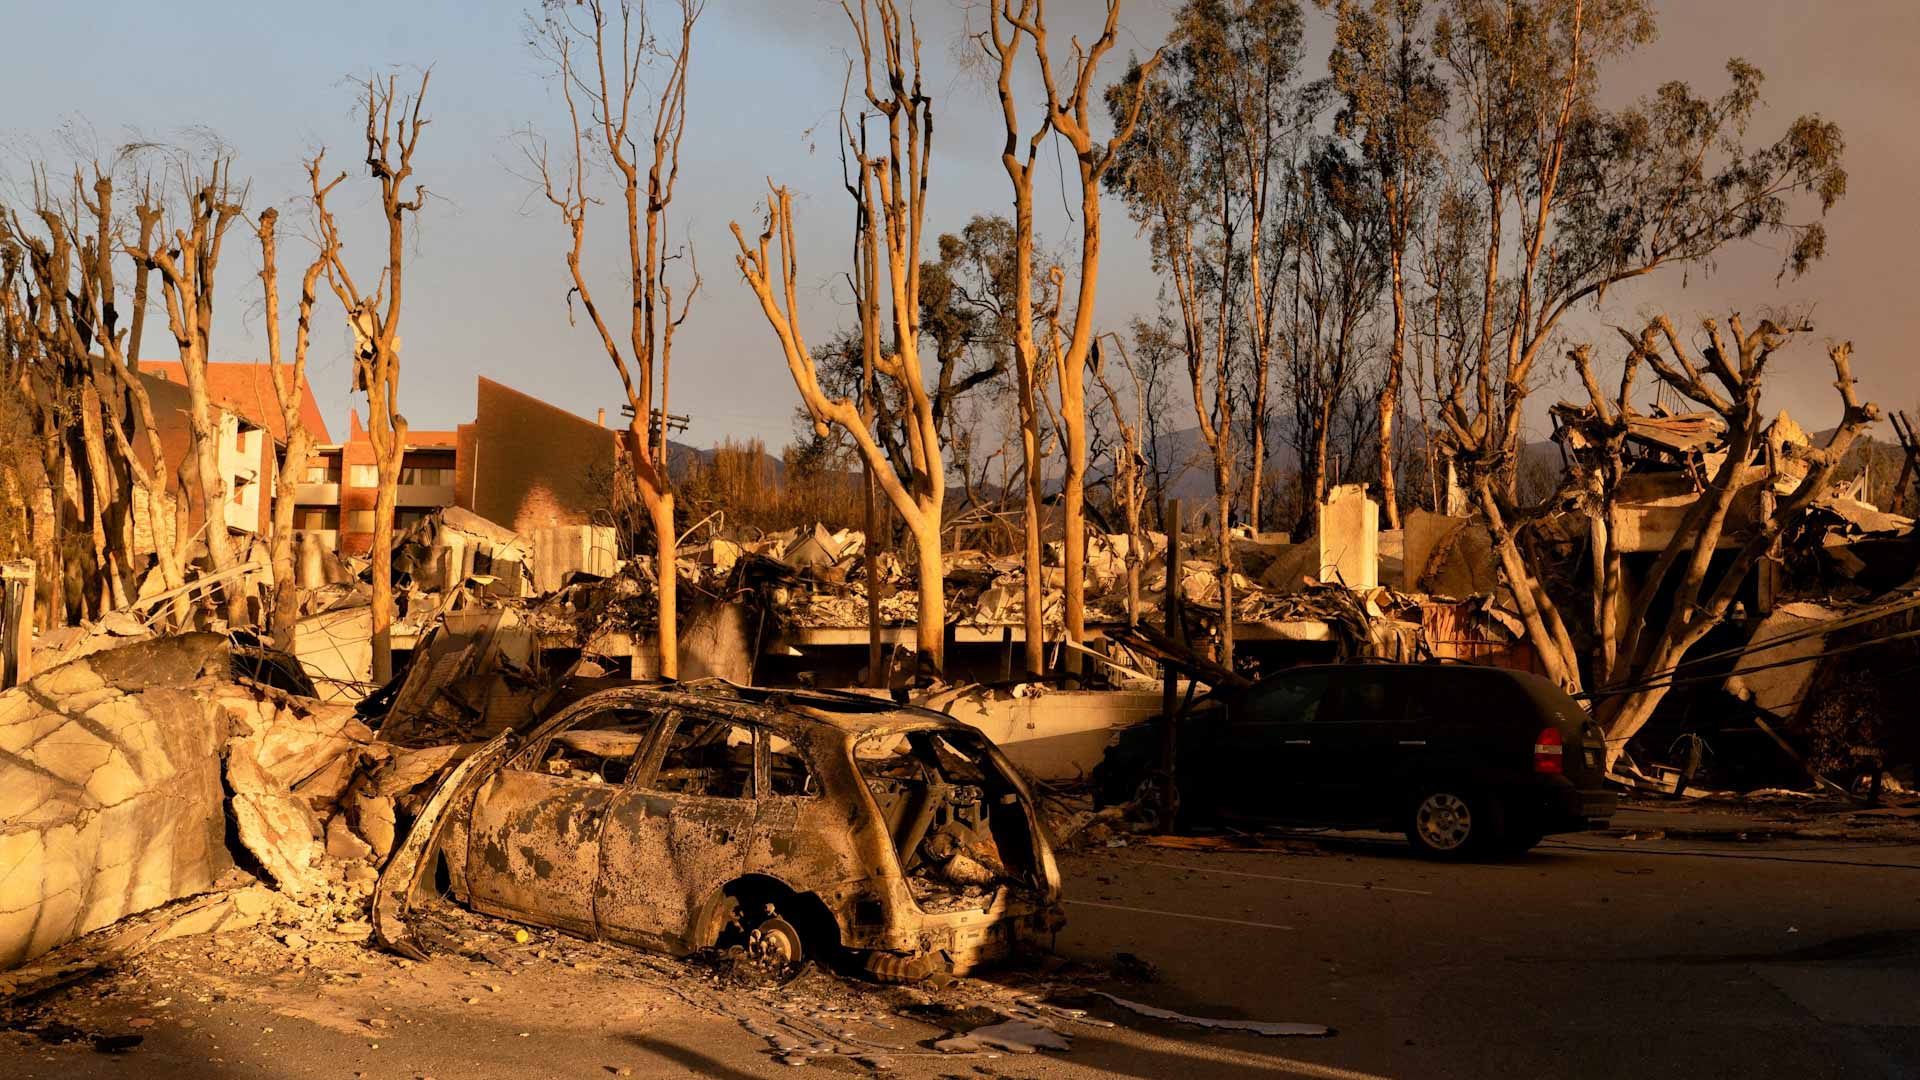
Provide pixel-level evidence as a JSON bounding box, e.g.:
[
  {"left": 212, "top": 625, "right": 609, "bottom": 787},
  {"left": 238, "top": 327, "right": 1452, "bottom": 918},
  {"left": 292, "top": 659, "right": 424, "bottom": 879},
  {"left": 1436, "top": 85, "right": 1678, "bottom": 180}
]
[
  {"left": 466, "top": 769, "right": 613, "bottom": 935},
  {"left": 435, "top": 681, "right": 1063, "bottom": 978},
  {"left": 593, "top": 790, "right": 757, "bottom": 952}
]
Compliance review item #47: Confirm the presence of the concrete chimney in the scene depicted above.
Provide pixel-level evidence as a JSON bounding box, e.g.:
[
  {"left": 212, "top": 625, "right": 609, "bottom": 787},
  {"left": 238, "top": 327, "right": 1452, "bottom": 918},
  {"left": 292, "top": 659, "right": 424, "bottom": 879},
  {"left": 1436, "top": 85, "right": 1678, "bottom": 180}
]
[{"left": 596, "top": 408, "right": 605, "bottom": 427}]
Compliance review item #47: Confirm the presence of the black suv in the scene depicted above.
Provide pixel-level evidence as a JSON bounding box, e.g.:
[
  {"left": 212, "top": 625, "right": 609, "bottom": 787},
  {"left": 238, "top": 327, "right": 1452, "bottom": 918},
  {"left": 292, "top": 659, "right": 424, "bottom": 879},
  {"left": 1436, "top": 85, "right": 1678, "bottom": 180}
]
[{"left": 1093, "top": 662, "right": 1617, "bottom": 858}]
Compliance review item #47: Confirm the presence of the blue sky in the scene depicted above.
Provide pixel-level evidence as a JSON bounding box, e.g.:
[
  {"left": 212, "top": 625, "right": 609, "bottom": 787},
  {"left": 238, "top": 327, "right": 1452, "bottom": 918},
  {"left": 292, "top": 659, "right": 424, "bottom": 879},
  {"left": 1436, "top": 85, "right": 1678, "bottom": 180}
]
[{"left": 3, "top": 0, "right": 1913, "bottom": 449}]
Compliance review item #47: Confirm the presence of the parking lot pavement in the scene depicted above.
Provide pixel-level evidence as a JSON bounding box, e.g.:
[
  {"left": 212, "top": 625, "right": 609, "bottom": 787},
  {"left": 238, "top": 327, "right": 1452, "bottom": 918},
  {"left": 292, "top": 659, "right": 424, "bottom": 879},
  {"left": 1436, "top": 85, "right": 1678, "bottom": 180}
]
[{"left": 1054, "top": 830, "right": 1920, "bottom": 1078}]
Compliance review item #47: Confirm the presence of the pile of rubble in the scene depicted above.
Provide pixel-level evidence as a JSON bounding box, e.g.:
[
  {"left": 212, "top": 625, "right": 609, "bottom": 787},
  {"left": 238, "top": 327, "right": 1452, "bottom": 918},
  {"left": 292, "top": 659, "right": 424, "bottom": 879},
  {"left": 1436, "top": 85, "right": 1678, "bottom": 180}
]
[
  {"left": 0, "top": 634, "right": 461, "bottom": 980},
  {"left": 1546, "top": 398, "right": 1920, "bottom": 790}
]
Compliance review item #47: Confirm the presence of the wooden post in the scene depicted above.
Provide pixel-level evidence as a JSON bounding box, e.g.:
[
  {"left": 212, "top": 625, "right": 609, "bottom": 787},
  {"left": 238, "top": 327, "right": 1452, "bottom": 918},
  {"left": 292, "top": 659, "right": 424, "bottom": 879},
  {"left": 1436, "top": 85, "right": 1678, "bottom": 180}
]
[
  {"left": 1157, "top": 500, "right": 1183, "bottom": 832},
  {"left": 863, "top": 464, "right": 883, "bottom": 688},
  {"left": 1, "top": 560, "right": 33, "bottom": 689}
]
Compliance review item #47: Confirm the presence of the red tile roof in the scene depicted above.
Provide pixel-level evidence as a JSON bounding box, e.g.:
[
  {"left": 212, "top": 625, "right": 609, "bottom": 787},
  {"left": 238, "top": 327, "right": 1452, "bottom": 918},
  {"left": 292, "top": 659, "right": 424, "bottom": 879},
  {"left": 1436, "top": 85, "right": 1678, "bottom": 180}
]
[{"left": 138, "top": 361, "right": 332, "bottom": 444}]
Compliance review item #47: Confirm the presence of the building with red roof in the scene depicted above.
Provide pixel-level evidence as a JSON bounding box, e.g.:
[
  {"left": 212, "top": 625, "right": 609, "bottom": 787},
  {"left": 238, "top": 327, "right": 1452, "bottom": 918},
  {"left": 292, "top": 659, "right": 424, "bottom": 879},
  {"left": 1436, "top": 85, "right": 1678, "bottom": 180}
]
[
  {"left": 129, "top": 361, "right": 620, "bottom": 558},
  {"left": 134, "top": 360, "right": 332, "bottom": 540},
  {"left": 295, "top": 377, "right": 617, "bottom": 555}
]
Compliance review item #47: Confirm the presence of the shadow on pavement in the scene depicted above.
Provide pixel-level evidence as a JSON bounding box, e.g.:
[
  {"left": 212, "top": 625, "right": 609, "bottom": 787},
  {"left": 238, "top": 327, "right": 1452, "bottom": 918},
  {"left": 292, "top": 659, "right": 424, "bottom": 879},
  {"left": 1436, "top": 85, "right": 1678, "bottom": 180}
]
[
  {"left": 621, "top": 1033, "right": 768, "bottom": 1079},
  {"left": 1065, "top": 1028, "right": 1390, "bottom": 1080}
]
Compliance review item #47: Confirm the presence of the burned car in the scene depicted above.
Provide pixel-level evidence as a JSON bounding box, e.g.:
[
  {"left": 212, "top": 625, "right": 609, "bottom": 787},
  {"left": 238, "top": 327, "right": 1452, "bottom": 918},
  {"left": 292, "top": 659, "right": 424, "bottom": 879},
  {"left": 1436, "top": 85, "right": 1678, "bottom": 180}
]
[{"left": 425, "top": 681, "right": 1062, "bottom": 979}]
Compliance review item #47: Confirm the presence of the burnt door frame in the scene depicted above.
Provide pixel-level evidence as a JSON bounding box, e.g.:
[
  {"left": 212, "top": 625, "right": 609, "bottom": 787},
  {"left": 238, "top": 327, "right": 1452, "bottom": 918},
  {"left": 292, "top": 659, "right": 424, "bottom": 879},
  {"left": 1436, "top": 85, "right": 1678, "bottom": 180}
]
[{"left": 593, "top": 707, "right": 763, "bottom": 952}]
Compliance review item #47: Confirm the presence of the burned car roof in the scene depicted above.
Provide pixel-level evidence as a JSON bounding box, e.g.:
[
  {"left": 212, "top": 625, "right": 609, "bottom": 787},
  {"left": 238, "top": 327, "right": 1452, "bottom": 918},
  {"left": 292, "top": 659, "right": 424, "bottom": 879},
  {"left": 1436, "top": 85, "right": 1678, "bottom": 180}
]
[{"left": 549, "top": 677, "right": 963, "bottom": 737}]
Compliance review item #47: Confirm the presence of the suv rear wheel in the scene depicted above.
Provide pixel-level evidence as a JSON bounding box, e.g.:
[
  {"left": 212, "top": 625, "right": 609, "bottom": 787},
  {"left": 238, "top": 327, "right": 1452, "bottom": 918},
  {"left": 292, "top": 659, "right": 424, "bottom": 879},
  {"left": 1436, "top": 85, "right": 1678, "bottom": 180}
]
[{"left": 1406, "top": 787, "right": 1501, "bottom": 859}]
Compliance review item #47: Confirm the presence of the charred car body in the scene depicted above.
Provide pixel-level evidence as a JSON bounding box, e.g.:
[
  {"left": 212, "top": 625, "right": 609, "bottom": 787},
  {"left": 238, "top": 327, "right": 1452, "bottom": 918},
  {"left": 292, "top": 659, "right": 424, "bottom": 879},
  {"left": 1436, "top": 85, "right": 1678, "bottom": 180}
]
[{"left": 425, "top": 681, "right": 1062, "bottom": 979}]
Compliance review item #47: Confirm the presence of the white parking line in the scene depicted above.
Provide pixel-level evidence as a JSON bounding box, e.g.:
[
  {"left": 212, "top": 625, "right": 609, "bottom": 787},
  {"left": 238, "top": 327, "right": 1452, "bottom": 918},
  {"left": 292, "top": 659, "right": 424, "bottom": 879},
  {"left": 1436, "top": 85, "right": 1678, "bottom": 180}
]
[
  {"left": 1119, "top": 857, "right": 1435, "bottom": 896},
  {"left": 1064, "top": 898, "right": 1296, "bottom": 931}
]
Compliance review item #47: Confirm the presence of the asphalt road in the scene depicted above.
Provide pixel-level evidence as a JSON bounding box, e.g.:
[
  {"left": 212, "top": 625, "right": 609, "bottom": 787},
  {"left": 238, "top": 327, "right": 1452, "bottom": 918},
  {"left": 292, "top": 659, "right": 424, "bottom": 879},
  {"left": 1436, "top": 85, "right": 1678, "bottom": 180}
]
[
  {"left": 5, "top": 828, "right": 1917, "bottom": 1079},
  {"left": 1054, "top": 830, "right": 1920, "bottom": 1078}
]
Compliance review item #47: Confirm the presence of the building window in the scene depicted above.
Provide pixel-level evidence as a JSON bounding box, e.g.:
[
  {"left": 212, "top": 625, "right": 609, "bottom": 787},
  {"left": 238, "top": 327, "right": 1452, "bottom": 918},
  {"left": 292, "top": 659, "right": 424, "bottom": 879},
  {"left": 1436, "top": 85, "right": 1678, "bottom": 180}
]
[
  {"left": 395, "top": 508, "right": 431, "bottom": 531},
  {"left": 298, "top": 507, "right": 339, "bottom": 532},
  {"left": 346, "top": 510, "right": 376, "bottom": 534},
  {"left": 399, "top": 465, "right": 454, "bottom": 487},
  {"left": 304, "top": 458, "right": 341, "bottom": 484},
  {"left": 349, "top": 464, "right": 379, "bottom": 488}
]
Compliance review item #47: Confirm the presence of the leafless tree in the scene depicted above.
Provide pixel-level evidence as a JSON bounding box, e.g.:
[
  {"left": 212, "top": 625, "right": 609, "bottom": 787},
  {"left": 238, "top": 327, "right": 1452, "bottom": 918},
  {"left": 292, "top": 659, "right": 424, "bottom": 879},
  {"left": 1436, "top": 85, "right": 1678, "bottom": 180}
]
[
  {"left": 314, "top": 72, "right": 432, "bottom": 684},
  {"left": 528, "top": 0, "right": 702, "bottom": 679},
  {"left": 982, "top": 0, "right": 1156, "bottom": 675},
  {"left": 734, "top": 0, "right": 948, "bottom": 670},
  {"left": 1544, "top": 317, "right": 1877, "bottom": 767},
  {"left": 129, "top": 157, "right": 256, "bottom": 627},
  {"left": 2, "top": 159, "right": 215, "bottom": 629},
  {"left": 254, "top": 159, "right": 340, "bottom": 650}
]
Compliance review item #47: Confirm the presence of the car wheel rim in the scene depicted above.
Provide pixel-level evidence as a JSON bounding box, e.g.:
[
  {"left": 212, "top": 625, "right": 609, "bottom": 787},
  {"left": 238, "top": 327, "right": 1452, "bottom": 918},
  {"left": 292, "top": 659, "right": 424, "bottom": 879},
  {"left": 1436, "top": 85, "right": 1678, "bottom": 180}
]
[
  {"left": 1416, "top": 793, "right": 1472, "bottom": 850},
  {"left": 748, "top": 916, "right": 801, "bottom": 968}
]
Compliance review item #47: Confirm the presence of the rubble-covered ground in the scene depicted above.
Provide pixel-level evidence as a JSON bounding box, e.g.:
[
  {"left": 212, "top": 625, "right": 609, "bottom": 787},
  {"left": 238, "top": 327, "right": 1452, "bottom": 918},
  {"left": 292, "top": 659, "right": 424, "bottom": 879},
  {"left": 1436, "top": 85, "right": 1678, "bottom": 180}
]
[{"left": 7, "top": 806, "right": 1920, "bottom": 1079}]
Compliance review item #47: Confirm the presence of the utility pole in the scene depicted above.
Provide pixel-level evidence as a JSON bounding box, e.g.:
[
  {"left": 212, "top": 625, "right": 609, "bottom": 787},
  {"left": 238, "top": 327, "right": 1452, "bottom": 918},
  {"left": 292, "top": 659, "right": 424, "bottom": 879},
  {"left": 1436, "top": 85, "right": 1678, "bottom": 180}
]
[{"left": 1158, "top": 498, "right": 1183, "bottom": 832}]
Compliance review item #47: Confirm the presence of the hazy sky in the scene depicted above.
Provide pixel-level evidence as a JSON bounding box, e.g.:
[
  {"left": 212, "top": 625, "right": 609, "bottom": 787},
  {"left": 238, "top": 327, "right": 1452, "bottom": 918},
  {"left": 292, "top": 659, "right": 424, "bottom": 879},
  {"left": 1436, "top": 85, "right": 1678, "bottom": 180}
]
[{"left": 3, "top": 0, "right": 1914, "bottom": 448}]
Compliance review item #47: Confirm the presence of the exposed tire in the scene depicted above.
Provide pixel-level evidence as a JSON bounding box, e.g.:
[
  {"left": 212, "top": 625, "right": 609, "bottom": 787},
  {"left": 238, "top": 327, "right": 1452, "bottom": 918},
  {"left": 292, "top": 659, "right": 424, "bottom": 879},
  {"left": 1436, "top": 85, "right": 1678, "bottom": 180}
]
[{"left": 1405, "top": 787, "right": 1502, "bottom": 860}]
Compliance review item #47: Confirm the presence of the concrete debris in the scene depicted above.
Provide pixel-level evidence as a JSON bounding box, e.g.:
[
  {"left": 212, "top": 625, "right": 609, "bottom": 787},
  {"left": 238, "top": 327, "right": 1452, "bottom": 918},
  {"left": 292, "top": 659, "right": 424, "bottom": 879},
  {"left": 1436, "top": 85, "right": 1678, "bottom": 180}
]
[
  {"left": 1087, "top": 991, "right": 1331, "bottom": 1037},
  {"left": 224, "top": 748, "right": 325, "bottom": 894},
  {"left": 324, "top": 814, "right": 375, "bottom": 861},
  {"left": 0, "top": 632, "right": 451, "bottom": 972},
  {"left": 934, "top": 1018, "right": 1072, "bottom": 1054},
  {"left": 0, "top": 635, "right": 234, "bottom": 969},
  {"left": 0, "top": 881, "right": 283, "bottom": 1002},
  {"left": 343, "top": 782, "right": 398, "bottom": 864}
]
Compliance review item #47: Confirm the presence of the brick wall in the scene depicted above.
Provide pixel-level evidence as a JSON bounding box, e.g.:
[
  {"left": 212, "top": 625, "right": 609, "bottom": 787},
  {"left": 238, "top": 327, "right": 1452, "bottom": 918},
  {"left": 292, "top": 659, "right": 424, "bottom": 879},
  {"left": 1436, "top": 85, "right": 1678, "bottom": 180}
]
[{"left": 463, "top": 377, "right": 616, "bottom": 535}]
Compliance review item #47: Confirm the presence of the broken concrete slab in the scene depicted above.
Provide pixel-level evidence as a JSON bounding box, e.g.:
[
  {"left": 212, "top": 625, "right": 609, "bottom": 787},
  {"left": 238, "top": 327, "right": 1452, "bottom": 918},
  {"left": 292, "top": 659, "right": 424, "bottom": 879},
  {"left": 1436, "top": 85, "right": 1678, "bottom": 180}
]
[
  {"left": 0, "top": 882, "right": 282, "bottom": 1001},
  {"left": 531, "top": 524, "right": 619, "bottom": 593},
  {"left": 220, "top": 690, "right": 375, "bottom": 791},
  {"left": 1727, "top": 601, "right": 1842, "bottom": 719},
  {"left": 225, "top": 748, "right": 325, "bottom": 895},
  {"left": 926, "top": 687, "right": 1164, "bottom": 781},
  {"left": 345, "top": 783, "right": 398, "bottom": 863},
  {"left": 325, "top": 813, "right": 375, "bottom": 862},
  {"left": 1318, "top": 484, "right": 1379, "bottom": 590},
  {"left": 370, "top": 743, "right": 462, "bottom": 798},
  {"left": 0, "top": 636, "right": 235, "bottom": 970}
]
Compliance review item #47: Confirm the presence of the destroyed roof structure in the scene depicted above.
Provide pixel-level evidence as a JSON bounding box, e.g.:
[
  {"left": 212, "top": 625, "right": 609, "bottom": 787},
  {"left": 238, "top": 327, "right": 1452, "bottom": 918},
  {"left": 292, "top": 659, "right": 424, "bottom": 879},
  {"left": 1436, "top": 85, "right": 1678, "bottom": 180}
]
[{"left": 1543, "top": 392, "right": 1920, "bottom": 792}]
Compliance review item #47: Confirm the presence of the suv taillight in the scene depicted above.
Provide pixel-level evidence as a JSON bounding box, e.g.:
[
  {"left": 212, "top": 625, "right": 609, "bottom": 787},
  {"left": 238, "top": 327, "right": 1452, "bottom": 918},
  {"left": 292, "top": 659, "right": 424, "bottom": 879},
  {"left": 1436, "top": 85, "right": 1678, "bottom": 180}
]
[{"left": 1533, "top": 727, "right": 1564, "bottom": 774}]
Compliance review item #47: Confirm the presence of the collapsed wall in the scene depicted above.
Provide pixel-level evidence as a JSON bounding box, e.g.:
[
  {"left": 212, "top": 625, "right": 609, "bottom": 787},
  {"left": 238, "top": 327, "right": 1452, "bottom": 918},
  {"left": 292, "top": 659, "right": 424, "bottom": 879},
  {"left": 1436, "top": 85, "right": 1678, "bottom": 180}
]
[
  {"left": 0, "top": 632, "right": 386, "bottom": 972},
  {"left": 0, "top": 635, "right": 233, "bottom": 969}
]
